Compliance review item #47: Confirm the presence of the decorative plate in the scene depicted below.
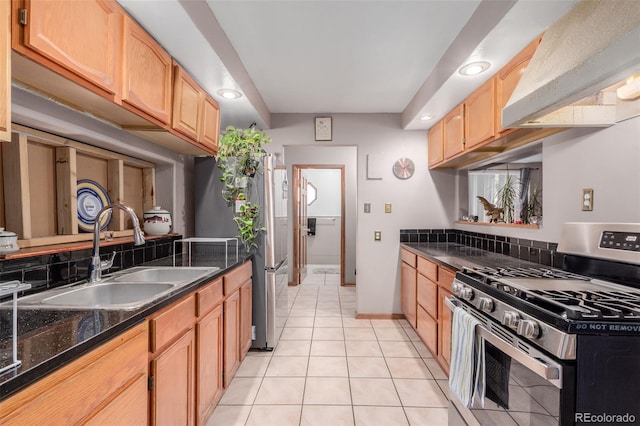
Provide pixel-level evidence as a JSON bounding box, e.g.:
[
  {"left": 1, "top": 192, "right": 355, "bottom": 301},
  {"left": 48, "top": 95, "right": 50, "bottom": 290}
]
[
  {"left": 392, "top": 157, "right": 415, "bottom": 179},
  {"left": 77, "top": 179, "right": 111, "bottom": 232}
]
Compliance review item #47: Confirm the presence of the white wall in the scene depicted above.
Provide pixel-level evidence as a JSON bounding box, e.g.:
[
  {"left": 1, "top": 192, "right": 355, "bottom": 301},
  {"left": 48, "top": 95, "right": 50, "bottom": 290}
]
[
  {"left": 266, "top": 113, "right": 457, "bottom": 315},
  {"left": 455, "top": 116, "right": 640, "bottom": 243},
  {"left": 306, "top": 169, "right": 341, "bottom": 216},
  {"left": 305, "top": 169, "right": 342, "bottom": 265}
]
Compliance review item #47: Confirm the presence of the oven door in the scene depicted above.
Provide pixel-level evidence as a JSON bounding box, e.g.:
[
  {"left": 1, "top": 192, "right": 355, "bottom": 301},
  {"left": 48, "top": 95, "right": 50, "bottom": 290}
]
[{"left": 446, "top": 297, "right": 570, "bottom": 426}]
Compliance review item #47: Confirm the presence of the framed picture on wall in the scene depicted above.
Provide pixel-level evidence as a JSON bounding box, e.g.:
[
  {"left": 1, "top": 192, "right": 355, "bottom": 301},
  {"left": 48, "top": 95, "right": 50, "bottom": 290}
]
[{"left": 314, "top": 117, "right": 332, "bottom": 141}]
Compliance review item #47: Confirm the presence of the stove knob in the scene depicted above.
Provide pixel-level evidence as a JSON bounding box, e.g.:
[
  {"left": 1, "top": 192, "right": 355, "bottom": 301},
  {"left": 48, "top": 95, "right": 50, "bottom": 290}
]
[
  {"left": 478, "top": 297, "right": 494, "bottom": 313},
  {"left": 517, "top": 320, "right": 541, "bottom": 339},
  {"left": 502, "top": 311, "right": 520, "bottom": 329},
  {"left": 451, "top": 282, "right": 462, "bottom": 296},
  {"left": 460, "top": 287, "right": 474, "bottom": 301}
]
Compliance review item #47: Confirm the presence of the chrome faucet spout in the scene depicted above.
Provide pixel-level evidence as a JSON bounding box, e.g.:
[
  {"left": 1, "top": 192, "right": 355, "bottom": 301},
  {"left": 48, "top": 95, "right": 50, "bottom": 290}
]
[{"left": 88, "top": 203, "right": 145, "bottom": 283}]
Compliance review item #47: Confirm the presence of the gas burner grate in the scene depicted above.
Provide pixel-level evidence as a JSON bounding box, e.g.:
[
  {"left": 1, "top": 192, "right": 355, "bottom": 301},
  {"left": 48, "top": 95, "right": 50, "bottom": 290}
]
[
  {"left": 528, "top": 289, "right": 640, "bottom": 320},
  {"left": 469, "top": 266, "right": 589, "bottom": 280}
]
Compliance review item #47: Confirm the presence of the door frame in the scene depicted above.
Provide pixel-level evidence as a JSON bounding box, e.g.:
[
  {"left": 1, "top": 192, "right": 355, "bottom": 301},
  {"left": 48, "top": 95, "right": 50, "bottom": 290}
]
[{"left": 292, "top": 164, "right": 346, "bottom": 286}]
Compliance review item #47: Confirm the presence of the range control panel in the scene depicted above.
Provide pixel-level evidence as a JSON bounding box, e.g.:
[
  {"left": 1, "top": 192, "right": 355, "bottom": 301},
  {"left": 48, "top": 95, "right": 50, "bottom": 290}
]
[{"left": 600, "top": 231, "right": 640, "bottom": 251}]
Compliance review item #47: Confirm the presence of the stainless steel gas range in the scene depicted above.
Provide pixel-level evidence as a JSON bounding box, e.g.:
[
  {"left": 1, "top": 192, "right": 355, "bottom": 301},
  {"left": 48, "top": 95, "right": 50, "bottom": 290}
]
[{"left": 447, "top": 223, "right": 640, "bottom": 426}]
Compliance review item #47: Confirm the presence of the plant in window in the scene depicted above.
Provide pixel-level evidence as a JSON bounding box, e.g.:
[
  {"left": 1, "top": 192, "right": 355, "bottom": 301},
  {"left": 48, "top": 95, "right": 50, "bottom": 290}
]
[
  {"left": 495, "top": 174, "right": 519, "bottom": 223},
  {"left": 522, "top": 185, "right": 542, "bottom": 225}
]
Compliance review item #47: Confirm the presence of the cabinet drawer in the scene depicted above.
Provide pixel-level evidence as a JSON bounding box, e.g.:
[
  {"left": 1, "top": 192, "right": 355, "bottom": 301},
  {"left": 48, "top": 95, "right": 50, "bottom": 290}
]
[
  {"left": 197, "top": 278, "right": 223, "bottom": 316},
  {"left": 417, "top": 305, "right": 438, "bottom": 356},
  {"left": 417, "top": 274, "right": 438, "bottom": 318},
  {"left": 417, "top": 257, "right": 437, "bottom": 282},
  {"left": 401, "top": 249, "right": 417, "bottom": 267},
  {"left": 438, "top": 268, "right": 456, "bottom": 289},
  {"left": 224, "top": 261, "right": 252, "bottom": 295},
  {"left": 150, "top": 295, "right": 196, "bottom": 353}
]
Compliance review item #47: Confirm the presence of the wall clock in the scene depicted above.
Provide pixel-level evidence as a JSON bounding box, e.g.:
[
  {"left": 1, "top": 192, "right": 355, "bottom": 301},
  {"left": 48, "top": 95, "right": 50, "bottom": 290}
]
[{"left": 392, "top": 158, "right": 415, "bottom": 179}]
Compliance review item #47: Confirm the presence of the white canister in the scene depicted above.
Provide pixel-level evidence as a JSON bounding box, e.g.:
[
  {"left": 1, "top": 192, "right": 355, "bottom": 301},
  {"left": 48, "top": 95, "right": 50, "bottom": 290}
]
[
  {"left": 143, "top": 206, "right": 172, "bottom": 236},
  {"left": 0, "top": 228, "right": 19, "bottom": 254}
]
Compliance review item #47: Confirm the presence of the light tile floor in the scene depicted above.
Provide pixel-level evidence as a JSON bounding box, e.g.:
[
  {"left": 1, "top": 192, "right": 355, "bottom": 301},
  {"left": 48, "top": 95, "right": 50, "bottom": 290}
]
[{"left": 207, "top": 265, "right": 450, "bottom": 426}]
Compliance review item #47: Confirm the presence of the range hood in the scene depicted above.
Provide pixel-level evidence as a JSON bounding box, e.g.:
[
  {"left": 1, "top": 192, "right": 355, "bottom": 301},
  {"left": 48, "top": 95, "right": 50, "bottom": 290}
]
[{"left": 503, "top": 0, "right": 640, "bottom": 128}]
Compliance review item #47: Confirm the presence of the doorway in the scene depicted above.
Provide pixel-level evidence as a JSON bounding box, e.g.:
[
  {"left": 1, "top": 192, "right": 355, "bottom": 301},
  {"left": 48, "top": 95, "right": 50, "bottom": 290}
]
[{"left": 292, "top": 164, "right": 346, "bottom": 286}]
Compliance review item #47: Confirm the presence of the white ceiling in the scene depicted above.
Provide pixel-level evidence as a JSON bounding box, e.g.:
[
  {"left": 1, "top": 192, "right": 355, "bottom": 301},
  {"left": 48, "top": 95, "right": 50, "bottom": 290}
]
[{"left": 118, "top": 0, "right": 577, "bottom": 131}]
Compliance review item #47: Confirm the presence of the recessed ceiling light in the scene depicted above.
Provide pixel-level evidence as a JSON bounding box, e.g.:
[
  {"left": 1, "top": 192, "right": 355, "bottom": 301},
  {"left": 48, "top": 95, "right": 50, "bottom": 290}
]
[
  {"left": 217, "top": 88, "right": 242, "bottom": 99},
  {"left": 458, "top": 61, "right": 491, "bottom": 76},
  {"left": 420, "top": 114, "right": 433, "bottom": 121}
]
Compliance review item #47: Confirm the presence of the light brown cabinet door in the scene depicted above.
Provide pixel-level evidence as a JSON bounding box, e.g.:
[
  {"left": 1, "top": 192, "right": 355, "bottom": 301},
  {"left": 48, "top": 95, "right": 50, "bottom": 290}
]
[
  {"left": 465, "top": 78, "right": 496, "bottom": 149},
  {"left": 240, "top": 278, "right": 253, "bottom": 358},
  {"left": 417, "top": 304, "right": 438, "bottom": 356},
  {"left": 417, "top": 273, "right": 438, "bottom": 318},
  {"left": 172, "top": 64, "right": 202, "bottom": 141},
  {"left": 151, "top": 329, "right": 196, "bottom": 426},
  {"left": 224, "top": 289, "right": 241, "bottom": 387},
  {"left": 443, "top": 103, "right": 465, "bottom": 160},
  {"left": 438, "top": 288, "right": 452, "bottom": 375},
  {"left": 122, "top": 15, "right": 172, "bottom": 124},
  {"left": 85, "top": 373, "right": 148, "bottom": 425},
  {"left": 401, "top": 261, "right": 417, "bottom": 329},
  {"left": 427, "top": 120, "right": 444, "bottom": 167},
  {"left": 1, "top": 0, "right": 10, "bottom": 142},
  {"left": 20, "top": 0, "right": 122, "bottom": 96},
  {"left": 197, "top": 304, "right": 224, "bottom": 424},
  {"left": 496, "top": 37, "right": 540, "bottom": 135},
  {"left": 200, "top": 95, "right": 221, "bottom": 151}
]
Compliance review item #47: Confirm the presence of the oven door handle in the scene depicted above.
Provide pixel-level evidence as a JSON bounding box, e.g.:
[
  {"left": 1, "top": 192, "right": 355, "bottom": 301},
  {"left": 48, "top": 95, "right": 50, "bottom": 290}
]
[{"left": 445, "top": 296, "right": 561, "bottom": 382}]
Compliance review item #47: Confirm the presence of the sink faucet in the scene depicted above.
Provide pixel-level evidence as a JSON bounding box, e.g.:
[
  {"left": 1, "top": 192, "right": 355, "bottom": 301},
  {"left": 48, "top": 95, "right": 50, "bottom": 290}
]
[{"left": 88, "top": 203, "right": 146, "bottom": 283}]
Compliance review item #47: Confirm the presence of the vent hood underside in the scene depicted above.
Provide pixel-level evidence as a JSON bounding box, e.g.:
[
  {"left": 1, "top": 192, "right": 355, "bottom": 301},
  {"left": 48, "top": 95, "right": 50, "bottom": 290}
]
[{"left": 503, "top": 0, "right": 640, "bottom": 128}]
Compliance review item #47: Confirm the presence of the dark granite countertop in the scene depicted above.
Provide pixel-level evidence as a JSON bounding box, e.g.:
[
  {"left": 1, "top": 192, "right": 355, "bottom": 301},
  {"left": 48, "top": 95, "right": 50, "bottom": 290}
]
[
  {"left": 401, "top": 242, "right": 543, "bottom": 271},
  {"left": 0, "top": 252, "right": 253, "bottom": 401}
]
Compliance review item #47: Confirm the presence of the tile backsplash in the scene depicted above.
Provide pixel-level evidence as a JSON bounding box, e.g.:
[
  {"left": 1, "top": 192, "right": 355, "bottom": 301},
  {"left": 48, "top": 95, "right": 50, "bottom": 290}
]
[
  {"left": 399, "top": 229, "right": 562, "bottom": 268},
  {"left": 0, "top": 235, "right": 182, "bottom": 298}
]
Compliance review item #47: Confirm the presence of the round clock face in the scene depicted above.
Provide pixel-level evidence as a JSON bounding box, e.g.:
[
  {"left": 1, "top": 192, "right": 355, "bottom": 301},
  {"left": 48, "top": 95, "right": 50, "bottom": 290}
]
[{"left": 393, "top": 158, "right": 415, "bottom": 179}]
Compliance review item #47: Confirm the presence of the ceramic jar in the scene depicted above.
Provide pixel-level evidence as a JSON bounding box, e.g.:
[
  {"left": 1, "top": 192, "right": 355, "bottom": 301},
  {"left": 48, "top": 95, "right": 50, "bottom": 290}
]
[
  {"left": 143, "top": 206, "right": 172, "bottom": 235},
  {"left": 0, "top": 228, "right": 19, "bottom": 254}
]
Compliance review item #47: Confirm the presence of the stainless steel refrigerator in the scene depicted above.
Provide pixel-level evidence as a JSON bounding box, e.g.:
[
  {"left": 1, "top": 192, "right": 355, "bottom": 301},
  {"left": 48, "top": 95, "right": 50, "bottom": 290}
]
[{"left": 194, "top": 153, "right": 288, "bottom": 350}]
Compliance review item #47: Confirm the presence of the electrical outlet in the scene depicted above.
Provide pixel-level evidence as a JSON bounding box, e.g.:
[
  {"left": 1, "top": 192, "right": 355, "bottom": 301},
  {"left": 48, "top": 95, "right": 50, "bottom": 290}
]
[
  {"left": 374, "top": 230, "right": 381, "bottom": 241},
  {"left": 582, "top": 188, "right": 594, "bottom": 211},
  {"left": 385, "top": 203, "right": 392, "bottom": 213},
  {"left": 364, "top": 203, "right": 371, "bottom": 213}
]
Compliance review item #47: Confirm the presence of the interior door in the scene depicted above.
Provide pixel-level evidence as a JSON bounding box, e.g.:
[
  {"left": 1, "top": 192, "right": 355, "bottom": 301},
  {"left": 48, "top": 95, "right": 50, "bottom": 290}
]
[{"left": 293, "top": 167, "right": 308, "bottom": 285}]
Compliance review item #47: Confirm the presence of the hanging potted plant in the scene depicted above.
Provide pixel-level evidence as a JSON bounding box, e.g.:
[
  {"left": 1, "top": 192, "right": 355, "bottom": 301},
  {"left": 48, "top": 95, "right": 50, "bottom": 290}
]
[
  {"left": 216, "top": 126, "right": 271, "bottom": 203},
  {"left": 215, "top": 126, "right": 271, "bottom": 250},
  {"left": 233, "top": 201, "right": 265, "bottom": 251}
]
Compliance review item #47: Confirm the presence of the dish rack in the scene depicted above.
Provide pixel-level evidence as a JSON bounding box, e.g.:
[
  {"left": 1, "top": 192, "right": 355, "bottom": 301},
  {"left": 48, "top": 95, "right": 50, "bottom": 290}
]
[
  {"left": 173, "top": 238, "right": 239, "bottom": 267},
  {"left": 1, "top": 280, "right": 31, "bottom": 374}
]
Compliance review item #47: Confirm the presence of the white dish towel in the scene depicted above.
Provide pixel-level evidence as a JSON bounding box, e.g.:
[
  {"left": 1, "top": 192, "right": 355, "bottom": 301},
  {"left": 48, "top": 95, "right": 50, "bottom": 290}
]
[{"left": 448, "top": 306, "right": 486, "bottom": 408}]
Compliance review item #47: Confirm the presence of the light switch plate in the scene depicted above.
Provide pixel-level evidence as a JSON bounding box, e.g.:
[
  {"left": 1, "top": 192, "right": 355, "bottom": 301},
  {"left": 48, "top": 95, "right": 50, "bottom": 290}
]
[
  {"left": 582, "top": 188, "right": 594, "bottom": 211},
  {"left": 374, "top": 230, "right": 381, "bottom": 241},
  {"left": 385, "top": 203, "right": 392, "bottom": 213},
  {"left": 364, "top": 203, "right": 371, "bottom": 213}
]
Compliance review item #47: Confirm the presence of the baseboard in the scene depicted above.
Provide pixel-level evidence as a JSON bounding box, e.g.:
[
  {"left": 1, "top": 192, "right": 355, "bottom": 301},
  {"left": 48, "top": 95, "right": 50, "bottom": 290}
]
[{"left": 355, "top": 313, "right": 405, "bottom": 320}]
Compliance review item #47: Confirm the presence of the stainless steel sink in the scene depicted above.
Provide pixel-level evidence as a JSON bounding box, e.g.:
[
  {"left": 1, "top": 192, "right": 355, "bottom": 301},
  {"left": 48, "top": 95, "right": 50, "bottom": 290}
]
[
  {"left": 110, "top": 267, "right": 219, "bottom": 284},
  {"left": 14, "top": 266, "right": 220, "bottom": 310},
  {"left": 41, "top": 282, "right": 175, "bottom": 308}
]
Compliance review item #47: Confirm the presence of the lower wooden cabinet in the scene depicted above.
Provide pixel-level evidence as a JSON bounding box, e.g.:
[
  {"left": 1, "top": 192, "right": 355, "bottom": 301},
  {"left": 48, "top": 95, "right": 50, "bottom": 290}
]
[
  {"left": 240, "top": 278, "right": 253, "bottom": 358},
  {"left": 0, "top": 322, "right": 149, "bottom": 425},
  {"left": 438, "top": 288, "right": 453, "bottom": 370},
  {"left": 224, "top": 288, "right": 241, "bottom": 388},
  {"left": 151, "top": 329, "right": 196, "bottom": 426},
  {"left": 401, "top": 260, "right": 417, "bottom": 329},
  {"left": 417, "top": 304, "right": 438, "bottom": 355}
]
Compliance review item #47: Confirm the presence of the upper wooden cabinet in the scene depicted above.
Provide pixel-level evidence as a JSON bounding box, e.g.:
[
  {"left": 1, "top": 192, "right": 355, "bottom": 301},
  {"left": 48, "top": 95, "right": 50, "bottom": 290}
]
[
  {"left": 201, "top": 94, "right": 221, "bottom": 151},
  {"left": 427, "top": 119, "right": 443, "bottom": 167},
  {"left": 1, "top": 0, "right": 10, "bottom": 142},
  {"left": 172, "top": 63, "right": 221, "bottom": 149},
  {"left": 443, "top": 103, "right": 465, "bottom": 160},
  {"left": 495, "top": 37, "right": 541, "bottom": 136},
  {"left": 10, "top": 0, "right": 218, "bottom": 155},
  {"left": 122, "top": 15, "right": 172, "bottom": 125},
  {"left": 465, "top": 78, "right": 496, "bottom": 149},
  {"left": 13, "top": 0, "right": 122, "bottom": 97}
]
